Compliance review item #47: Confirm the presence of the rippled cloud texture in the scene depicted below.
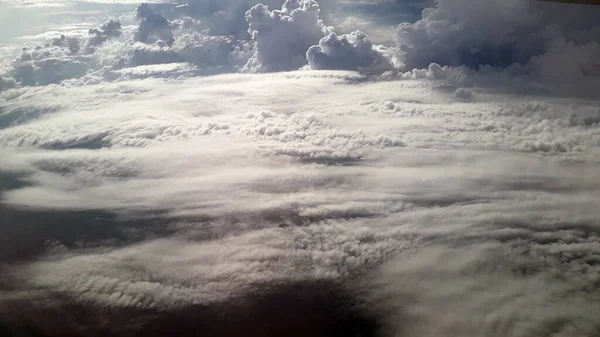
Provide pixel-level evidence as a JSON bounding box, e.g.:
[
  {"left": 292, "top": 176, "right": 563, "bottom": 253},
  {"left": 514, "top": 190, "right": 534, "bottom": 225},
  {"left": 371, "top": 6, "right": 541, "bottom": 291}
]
[{"left": 1, "top": 0, "right": 600, "bottom": 336}]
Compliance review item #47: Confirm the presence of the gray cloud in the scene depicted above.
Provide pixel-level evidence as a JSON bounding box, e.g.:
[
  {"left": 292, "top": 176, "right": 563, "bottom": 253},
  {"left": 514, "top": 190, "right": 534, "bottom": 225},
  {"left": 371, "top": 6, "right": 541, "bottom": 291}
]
[
  {"left": 52, "top": 34, "right": 80, "bottom": 54},
  {"left": 394, "top": 0, "right": 600, "bottom": 89},
  {"left": 173, "top": 0, "right": 285, "bottom": 36},
  {"left": 0, "top": 76, "right": 16, "bottom": 92},
  {"left": 134, "top": 4, "right": 175, "bottom": 46}
]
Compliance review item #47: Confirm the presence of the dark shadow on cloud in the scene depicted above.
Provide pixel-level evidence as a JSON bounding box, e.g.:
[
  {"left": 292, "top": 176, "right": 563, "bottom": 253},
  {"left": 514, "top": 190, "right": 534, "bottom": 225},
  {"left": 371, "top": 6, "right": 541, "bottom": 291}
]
[
  {"left": 0, "top": 106, "right": 64, "bottom": 130},
  {"left": 298, "top": 156, "right": 363, "bottom": 166},
  {"left": 0, "top": 172, "right": 30, "bottom": 194},
  {"left": 39, "top": 132, "right": 110, "bottom": 150},
  {"left": 0, "top": 206, "right": 175, "bottom": 263},
  {"left": 406, "top": 195, "right": 492, "bottom": 209},
  {"left": 0, "top": 188, "right": 395, "bottom": 264},
  {"left": 0, "top": 280, "right": 387, "bottom": 337}
]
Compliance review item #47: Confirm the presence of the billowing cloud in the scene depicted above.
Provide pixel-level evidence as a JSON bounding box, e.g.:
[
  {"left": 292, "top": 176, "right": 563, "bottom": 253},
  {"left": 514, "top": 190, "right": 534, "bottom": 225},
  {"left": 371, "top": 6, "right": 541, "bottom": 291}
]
[
  {"left": 134, "top": 4, "right": 175, "bottom": 46},
  {"left": 306, "top": 30, "right": 398, "bottom": 73},
  {"left": 86, "top": 19, "right": 123, "bottom": 52},
  {"left": 52, "top": 34, "right": 80, "bottom": 54},
  {"left": 243, "top": 0, "right": 333, "bottom": 72},
  {"left": 8, "top": 46, "right": 90, "bottom": 87},
  {"left": 173, "top": 0, "right": 285, "bottom": 36},
  {"left": 0, "top": 76, "right": 17, "bottom": 92},
  {"left": 0, "top": 19, "right": 125, "bottom": 88},
  {"left": 395, "top": 0, "right": 600, "bottom": 82}
]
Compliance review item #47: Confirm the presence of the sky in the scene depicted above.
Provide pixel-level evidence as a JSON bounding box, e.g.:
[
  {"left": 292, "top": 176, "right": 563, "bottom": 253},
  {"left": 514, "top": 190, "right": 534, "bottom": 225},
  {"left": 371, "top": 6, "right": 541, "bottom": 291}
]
[{"left": 0, "top": 0, "right": 600, "bottom": 336}]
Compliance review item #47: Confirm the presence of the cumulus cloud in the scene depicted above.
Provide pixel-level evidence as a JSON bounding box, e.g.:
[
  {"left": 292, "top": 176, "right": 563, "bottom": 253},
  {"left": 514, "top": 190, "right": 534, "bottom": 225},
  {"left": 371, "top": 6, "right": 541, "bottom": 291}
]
[
  {"left": 394, "top": 0, "right": 600, "bottom": 87},
  {"left": 306, "top": 30, "right": 397, "bottom": 73},
  {"left": 52, "top": 34, "right": 80, "bottom": 54},
  {"left": 8, "top": 46, "right": 90, "bottom": 87},
  {"left": 0, "top": 9, "right": 245, "bottom": 89},
  {"left": 173, "top": 0, "right": 285, "bottom": 36},
  {"left": 85, "top": 19, "right": 123, "bottom": 52},
  {"left": 244, "top": 0, "right": 333, "bottom": 72},
  {"left": 0, "top": 19, "right": 125, "bottom": 88},
  {"left": 0, "top": 76, "right": 17, "bottom": 92},
  {"left": 134, "top": 4, "right": 175, "bottom": 46}
]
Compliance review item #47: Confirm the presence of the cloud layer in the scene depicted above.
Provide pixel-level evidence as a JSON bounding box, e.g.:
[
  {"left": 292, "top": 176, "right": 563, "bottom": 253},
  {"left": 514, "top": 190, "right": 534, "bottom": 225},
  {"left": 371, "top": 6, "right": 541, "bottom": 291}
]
[
  {"left": 1, "top": 69, "right": 600, "bottom": 335},
  {"left": 1, "top": 1, "right": 600, "bottom": 336}
]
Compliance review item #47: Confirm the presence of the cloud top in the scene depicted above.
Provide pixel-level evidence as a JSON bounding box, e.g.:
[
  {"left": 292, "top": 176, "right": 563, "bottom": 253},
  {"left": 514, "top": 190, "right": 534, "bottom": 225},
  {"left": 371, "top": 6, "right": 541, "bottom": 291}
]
[
  {"left": 244, "top": 0, "right": 332, "bottom": 72},
  {"left": 307, "top": 30, "right": 397, "bottom": 73}
]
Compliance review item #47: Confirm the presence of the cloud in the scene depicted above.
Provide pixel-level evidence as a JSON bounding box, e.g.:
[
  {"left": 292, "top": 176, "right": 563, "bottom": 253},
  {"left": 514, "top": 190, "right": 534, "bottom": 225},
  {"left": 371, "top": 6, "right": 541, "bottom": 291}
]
[
  {"left": 134, "top": 4, "right": 175, "bottom": 46},
  {"left": 8, "top": 46, "right": 90, "bottom": 87},
  {"left": 396, "top": 0, "right": 543, "bottom": 69},
  {"left": 0, "top": 19, "right": 125, "bottom": 88},
  {"left": 2, "top": 2, "right": 600, "bottom": 336},
  {"left": 393, "top": 0, "right": 600, "bottom": 89},
  {"left": 85, "top": 19, "right": 123, "bottom": 52},
  {"left": 1, "top": 68, "right": 600, "bottom": 335},
  {"left": 243, "top": 0, "right": 333, "bottom": 72},
  {"left": 0, "top": 11, "right": 246, "bottom": 89},
  {"left": 306, "top": 30, "right": 398, "bottom": 73},
  {"left": 52, "top": 34, "right": 80, "bottom": 54},
  {"left": 173, "top": 0, "right": 285, "bottom": 36},
  {"left": 0, "top": 76, "right": 16, "bottom": 92}
]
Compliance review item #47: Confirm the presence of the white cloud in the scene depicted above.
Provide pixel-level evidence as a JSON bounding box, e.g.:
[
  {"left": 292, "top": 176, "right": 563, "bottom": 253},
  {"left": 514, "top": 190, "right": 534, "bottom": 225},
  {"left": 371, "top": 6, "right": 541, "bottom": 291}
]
[
  {"left": 306, "top": 30, "right": 398, "bottom": 73},
  {"left": 9, "top": 47, "right": 90, "bottom": 87},
  {"left": 0, "top": 19, "right": 126, "bottom": 88},
  {"left": 243, "top": 0, "right": 333, "bottom": 72},
  {"left": 2, "top": 1, "right": 600, "bottom": 335},
  {"left": 85, "top": 19, "right": 123, "bottom": 52}
]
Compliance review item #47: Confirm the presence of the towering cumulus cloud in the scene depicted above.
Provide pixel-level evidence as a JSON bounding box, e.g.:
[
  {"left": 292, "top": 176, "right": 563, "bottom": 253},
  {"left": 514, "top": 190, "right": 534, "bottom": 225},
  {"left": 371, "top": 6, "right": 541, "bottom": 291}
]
[
  {"left": 307, "top": 30, "right": 397, "bottom": 73},
  {"left": 244, "top": 0, "right": 332, "bottom": 72},
  {"left": 396, "top": 0, "right": 600, "bottom": 76}
]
